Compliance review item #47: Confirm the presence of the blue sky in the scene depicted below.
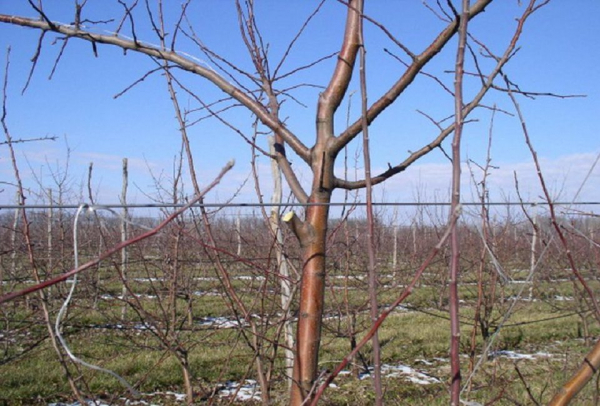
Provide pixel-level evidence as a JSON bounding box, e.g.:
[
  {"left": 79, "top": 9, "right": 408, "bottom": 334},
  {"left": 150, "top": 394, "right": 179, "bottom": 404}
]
[{"left": 0, "top": 1, "right": 599, "bottom": 213}]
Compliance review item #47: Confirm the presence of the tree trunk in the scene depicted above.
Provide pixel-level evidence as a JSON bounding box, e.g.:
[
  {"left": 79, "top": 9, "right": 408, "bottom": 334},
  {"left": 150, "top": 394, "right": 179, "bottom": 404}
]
[{"left": 288, "top": 193, "right": 330, "bottom": 405}]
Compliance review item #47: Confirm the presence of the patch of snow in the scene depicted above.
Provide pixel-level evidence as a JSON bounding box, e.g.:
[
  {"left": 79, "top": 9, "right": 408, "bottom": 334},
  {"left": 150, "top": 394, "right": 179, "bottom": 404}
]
[
  {"left": 461, "top": 400, "right": 483, "bottom": 406},
  {"left": 218, "top": 379, "right": 261, "bottom": 401},
  {"left": 235, "top": 275, "right": 265, "bottom": 281},
  {"left": 330, "top": 275, "right": 365, "bottom": 280},
  {"left": 99, "top": 323, "right": 125, "bottom": 329},
  {"left": 359, "top": 364, "right": 440, "bottom": 385},
  {"left": 125, "top": 400, "right": 154, "bottom": 406},
  {"left": 554, "top": 295, "right": 574, "bottom": 301},
  {"left": 100, "top": 294, "right": 157, "bottom": 300},
  {"left": 93, "top": 322, "right": 157, "bottom": 332},
  {"left": 136, "top": 295, "right": 157, "bottom": 300},
  {"left": 50, "top": 399, "right": 161, "bottom": 406},
  {"left": 416, "top": 358, "right": 449, "bottom": 365},
  {"left": 506, "top": 296, "right": 537, "bottom": 302},
  {"left": 192, "top": 290, "right": 220, "bottom": 296},
  {"left": 133, "top": 323, "right": 155, "bottom": 331},
  {"left": 132, "top": 277, "right": 165, "bottom": 283},
  {"left": 510, "top": 280, "right": 533, "bottom": 285},
  {"left": 49, "top": 401, "right": 111, "bottom": 406},
  {"left": 164, "top": 392, "right": 186, "bottom": 401},
  {"left": 381, "top": 305, "right": 411, "bottom": 313},
  {"left": 489, "top": 350, "right": 552, "bottom": 360},
  {"left": 198, "top": 316, "right": 246, "bottom": 329}
]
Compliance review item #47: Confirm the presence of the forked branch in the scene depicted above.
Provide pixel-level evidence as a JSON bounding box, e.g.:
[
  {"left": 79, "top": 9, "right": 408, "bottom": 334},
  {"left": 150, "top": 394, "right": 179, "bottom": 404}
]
[
  {"left": 334, "top": 0, "right": 544, "bottom": 190},
  {"left": 330, "top": 0, "right": 493, "bottom": 154}
]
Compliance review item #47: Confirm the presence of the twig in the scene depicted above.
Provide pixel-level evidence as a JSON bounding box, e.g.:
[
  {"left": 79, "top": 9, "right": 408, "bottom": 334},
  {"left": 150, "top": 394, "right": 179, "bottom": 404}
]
[{"left": 0, "top": 134, "right": 57, "bottom": 145}]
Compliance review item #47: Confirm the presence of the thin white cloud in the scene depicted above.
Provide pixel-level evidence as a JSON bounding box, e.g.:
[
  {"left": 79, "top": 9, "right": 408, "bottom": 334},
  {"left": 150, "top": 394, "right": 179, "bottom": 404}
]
[
  {"left": 367, "top": 151, "right": 600, "bottom": 204},
  {"left": 75, "top": 151, "right": 160, "bottom": 173},
  {"left": 2, "top": 151, "right": 599, "bottom": 209}
]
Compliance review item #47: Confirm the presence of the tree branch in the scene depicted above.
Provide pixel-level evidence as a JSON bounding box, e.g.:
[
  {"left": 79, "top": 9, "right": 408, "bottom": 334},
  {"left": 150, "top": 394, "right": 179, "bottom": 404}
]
[
  {"left": 316, "top": 0, "right": 362, "bottom": 124},
  {"left": 330, "top": 0, "right": 493, "bottom": 155},
  {"left": 0, "top": 14, "right": 311, "bottom": 163},
  {"left": 334, "top": 0, "right": 540, "bottom": 190}
]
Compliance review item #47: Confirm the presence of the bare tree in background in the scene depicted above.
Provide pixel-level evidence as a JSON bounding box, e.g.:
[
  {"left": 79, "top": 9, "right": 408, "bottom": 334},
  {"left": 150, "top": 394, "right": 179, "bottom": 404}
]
[{"left": 0, "top": 0, "right": 554, "bottom": 403}]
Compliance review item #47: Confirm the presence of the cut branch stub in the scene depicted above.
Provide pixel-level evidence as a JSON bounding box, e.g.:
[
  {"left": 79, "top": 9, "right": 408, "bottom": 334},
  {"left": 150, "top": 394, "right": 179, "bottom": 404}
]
[{"left": 283, "top": 211, "right": 315, "bottom": 247}]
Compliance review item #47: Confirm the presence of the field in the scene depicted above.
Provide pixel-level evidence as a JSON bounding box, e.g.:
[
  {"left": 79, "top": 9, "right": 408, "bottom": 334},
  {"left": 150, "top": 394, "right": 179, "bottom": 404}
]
[{"left": 1, "top": 204, "right": 599, "bottom": 405}]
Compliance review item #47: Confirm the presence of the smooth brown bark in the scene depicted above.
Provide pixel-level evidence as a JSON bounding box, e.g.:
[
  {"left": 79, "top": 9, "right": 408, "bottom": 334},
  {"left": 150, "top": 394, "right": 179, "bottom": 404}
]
[
  {"left": 288, "top": 2, "right": 362, "bottom": 402},
  {"left": 289, "top": 195, "right": 330, "bottom": 405},
  {"left": 549, "top": 339, "right": 600, "bottom": 405}
]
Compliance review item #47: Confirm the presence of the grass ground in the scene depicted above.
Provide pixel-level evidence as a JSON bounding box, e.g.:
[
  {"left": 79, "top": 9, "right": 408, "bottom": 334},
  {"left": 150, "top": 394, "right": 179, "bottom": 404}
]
[
  {"left": 2, "top": 262, "right": 599, "bottom": 405},
  {"left": 0, "top": 268, "right": 600, "bottom": 405}
]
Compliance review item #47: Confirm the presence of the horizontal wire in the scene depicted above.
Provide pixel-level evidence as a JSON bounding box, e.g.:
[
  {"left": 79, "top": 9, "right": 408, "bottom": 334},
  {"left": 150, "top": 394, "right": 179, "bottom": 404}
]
[{"left": 1, "top": 201, "right": 600, "bottom": 210}]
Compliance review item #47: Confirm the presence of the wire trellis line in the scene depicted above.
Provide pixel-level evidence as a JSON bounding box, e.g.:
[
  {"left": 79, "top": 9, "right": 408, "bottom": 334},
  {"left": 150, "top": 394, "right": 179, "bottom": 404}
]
[{"left": 1, "top": 201, "right": 600, "bottom": 210}]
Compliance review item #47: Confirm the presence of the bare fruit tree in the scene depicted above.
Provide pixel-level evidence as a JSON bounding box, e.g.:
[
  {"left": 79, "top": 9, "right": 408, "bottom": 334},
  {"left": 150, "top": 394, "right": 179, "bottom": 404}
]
[{"left": 0, "top": 0, "right": 555, "bottom": 403}]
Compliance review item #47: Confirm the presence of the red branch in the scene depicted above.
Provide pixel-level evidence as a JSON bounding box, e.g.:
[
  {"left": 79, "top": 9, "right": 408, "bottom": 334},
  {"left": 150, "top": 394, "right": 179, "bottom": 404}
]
[{"left": 0, "top": 160, "right": 234, "bottom": 305}]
